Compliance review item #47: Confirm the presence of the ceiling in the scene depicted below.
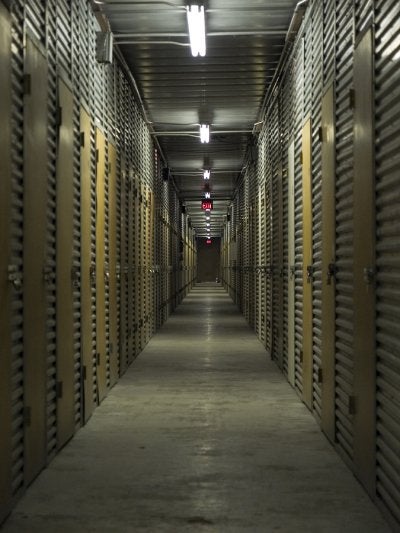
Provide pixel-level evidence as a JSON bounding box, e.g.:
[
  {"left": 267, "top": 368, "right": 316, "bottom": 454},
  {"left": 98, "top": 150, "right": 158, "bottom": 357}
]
[{"left": 96, "top": 0, "right": 300, "bottom": 237}]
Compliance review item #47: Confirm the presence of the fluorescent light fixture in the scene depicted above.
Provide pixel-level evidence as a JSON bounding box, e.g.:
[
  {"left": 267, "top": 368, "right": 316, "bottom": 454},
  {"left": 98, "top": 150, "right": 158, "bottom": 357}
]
[
  {"left": 186, "top": 5, "right": 206, "bottom": 57},
  {"left": 203, "top": 169, "right": 210, "bottom": 180},
  {"left": 206, "top": 223, "right": 210, "bottom": 227},
  {"left": 200, "top": 124, "right": 209, "bottom": 143}
]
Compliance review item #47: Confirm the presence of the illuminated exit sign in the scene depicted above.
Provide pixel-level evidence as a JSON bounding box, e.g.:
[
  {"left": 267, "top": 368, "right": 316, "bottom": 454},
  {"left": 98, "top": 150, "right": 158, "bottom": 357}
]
[{"left": 201, "top": 200, "right": 213, "bottom": 210}]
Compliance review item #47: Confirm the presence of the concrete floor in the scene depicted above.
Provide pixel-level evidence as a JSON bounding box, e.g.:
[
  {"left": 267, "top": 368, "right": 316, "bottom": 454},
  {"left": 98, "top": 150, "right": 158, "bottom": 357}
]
[{"left": 2, "top": 286, "right": 391, "bottom": 532}]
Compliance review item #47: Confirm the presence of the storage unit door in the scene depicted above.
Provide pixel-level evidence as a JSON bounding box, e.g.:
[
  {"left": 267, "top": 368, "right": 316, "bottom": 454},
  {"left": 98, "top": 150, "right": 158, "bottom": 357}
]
[
  {"left": 375, "top": 0, "right": 400, "bottom": 522},
  {"left": 301, "top": 117, "right": 313, "bottom": 409},
  {"left": 0, "top": 4, "right": 13, "bottom": 520},
  {"left": 287, "top": 140, "right": 296, "bottom": 387},
  {"left": 23, "top": 36, "right": 48, "bottom": 483},
  {"left": 95, "top": 128, "right": 108, "bottom": 402},
  {"left": 353, "top": 26, "right": 376, "bottom": 497},
  {"left": 80, "top": 107, "right": 96, "bottom": 423},
  {"left": 108, "top": 142, "right": 119, "bottom": 385},
  {"left": 321, "top": 83, "right": 336, "bottom": 442},
  {"left": 56, "top": 78, "right": 76, "bottom": 449}
]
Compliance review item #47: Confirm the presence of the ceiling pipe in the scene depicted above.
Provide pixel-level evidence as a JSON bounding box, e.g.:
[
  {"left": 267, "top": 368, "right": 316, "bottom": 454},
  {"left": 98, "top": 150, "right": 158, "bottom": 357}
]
[
  {"left": 231, "top": 0, "right": 309, "bottom": 203},
  {"left": 256, "top": 0, "right": 309, "bottom": 129}
]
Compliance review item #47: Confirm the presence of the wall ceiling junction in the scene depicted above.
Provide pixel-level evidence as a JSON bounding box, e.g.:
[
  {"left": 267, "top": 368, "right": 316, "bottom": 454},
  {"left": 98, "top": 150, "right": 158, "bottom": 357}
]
[{"left": 95, "top": 0, "right": 301, "bottom": 237}]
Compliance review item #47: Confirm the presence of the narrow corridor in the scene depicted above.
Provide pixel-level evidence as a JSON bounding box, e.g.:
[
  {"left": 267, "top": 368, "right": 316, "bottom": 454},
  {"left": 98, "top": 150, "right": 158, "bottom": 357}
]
[{"left": 2, "top": 286, "right": 390, "bottom": 532}]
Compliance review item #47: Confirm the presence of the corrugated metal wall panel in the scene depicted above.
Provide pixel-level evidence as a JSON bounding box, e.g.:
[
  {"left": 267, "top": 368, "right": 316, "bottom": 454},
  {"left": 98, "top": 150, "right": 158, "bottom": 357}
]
[
  {"left": 44, "top": 0, "right": 58, "bottom": 461},
  {"left": 10, "top": 0, "right": 25, "bottom": 499},
  {"left": 311, "top": 0, "right": 324, "bottom": 421},
  {"left": 334, "top": 0, "right": 355, "bottom": 464},
  {"left": 293, "top": 39, "right": 304, "bottom": 395},
  {"left": 0, "top": 4, "right": 13, "bottom": 521},
  {"left": 375, "top": 0, "right": 400, "bottom": 523}
]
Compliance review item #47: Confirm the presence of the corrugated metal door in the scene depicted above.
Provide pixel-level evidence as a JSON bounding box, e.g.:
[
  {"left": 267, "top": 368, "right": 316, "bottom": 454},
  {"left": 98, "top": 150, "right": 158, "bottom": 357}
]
[
  {"left": 56, "top": 78, "right": 76, "bottom": 449},
  {"left": 321, "top": 83, "right": 336, "bottom": 442},
  {"left": 287, "top": 140, "right": 295, "bottom": 386},
  {"left": 80, "top": 107, "right": 96, "bottom": 422},
  {"left": 334, "top": 0, "right": 355, "bottom": 463},
  {"left": 23, "top": 36, "right": 48, "bottom": 483},
  {"left": 108, "top": 142, "right": 119, "bottom": 385},
  {"left": 301, "top": 117, "right": 313, "bottom": 409},
  {"left": 375, "top": 0, "right": 400, "bottom": 522},
  {"left": 0, "top": 4, "right": 13, "bottom": 520},
  {"left": 95, "top": 128, "right": 108, "bottom": 402},
  {"left": 353, "top": 25, "right": 376, "bottom": 497}
]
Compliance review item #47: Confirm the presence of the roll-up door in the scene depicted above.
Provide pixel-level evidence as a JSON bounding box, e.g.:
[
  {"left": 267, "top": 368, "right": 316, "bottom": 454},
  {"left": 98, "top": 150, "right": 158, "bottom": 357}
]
[
  {"left": 301, "top": 118, "right": 313, "bottom": 409},
  {"left": 353, "top": 26, "right": 376, "bottom": 497},
  {"left": 56, "top": 78, "right": 75, "bottom": 449},
  {"left": 0, "top": 4, "right": 13, "bottom": 520},
  {"left": 95, "top": 128, "right": 108, "bottom": 402},
  {"left": 334, "top": 0, "right": 355, "bottom": 463},
  {"left": 80, "top": 107, "right": 96, "bottom": 423},
  {"left": 375, "top": 0, "right": 400, "bottom": 522},
  {"left": 108, "top": 142, "right": 119, "bottom": 385},
  {"left": 23, "top": 36, "right": 48, "bottom": 483},
  {"left": 321, "top": 83, "right": 336, "bottom": 442},
  {"left": 287, "top": 140, "right": 295, "bottom": 387}
]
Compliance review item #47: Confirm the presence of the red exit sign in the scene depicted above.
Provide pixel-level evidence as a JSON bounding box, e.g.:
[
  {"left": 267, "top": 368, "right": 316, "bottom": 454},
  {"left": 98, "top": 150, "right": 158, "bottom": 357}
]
[{"left": 201, "top": 200, "right": 213, "bottom": 210}]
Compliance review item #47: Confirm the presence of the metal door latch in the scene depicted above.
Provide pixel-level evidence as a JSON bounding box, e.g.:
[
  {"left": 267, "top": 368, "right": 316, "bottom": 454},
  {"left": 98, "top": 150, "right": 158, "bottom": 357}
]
[
  {"left": 306, "top": 265, "right": 314, "bottom": 283},
  {"left": 363, "top": 266, "right": 376, "bottom": 285},
  {"left": 90, "top": 265, "right": 96, "bottom": 285}
]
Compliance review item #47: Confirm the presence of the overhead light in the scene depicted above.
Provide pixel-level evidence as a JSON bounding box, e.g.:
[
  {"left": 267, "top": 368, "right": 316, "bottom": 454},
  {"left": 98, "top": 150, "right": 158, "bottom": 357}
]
[
  {"left": 186, "top": 5, "right": 206, "bottom": 57},
  {"left": 200, "top": 124, "right": 209, "bottom": 143},
  {"left": 203, "top": 169, "right": 210, "bottom": 180},
  {"left": 206, "top": 223, "right": 210, "bottom": 227},
  {"left": 204, "top": 192, "right": 211, "bottom": 199}
]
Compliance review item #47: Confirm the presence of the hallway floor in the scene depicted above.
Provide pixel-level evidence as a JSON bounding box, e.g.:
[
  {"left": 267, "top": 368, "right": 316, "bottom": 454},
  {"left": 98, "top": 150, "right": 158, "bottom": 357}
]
[{"left": 2, "top": 286, "right": 390, "bottom": 532}]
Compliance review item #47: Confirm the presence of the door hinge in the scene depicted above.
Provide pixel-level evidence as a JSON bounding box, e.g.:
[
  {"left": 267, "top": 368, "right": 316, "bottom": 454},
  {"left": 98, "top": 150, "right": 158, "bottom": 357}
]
[
  {"left": 96, "top": 148, "right": 99, "bottom": 163},
  {"left": 349, "top": 88, "right": 355, "bottom": 110},
  {"left": 317, "top": 367, "right": 323, "bottom": 384},
  {"left": 23, "top": 406, "right": 31, "bottom": 427},
  {"left": 80, "top": 131, "right": 85, "bottom": 148},
  {"left": 23, "top": 74, "right": 31, "bottom": 95},
  {"left": 299, "top": 350, "right": 304, "bottom": 363},
  {"left": 97, "top": 353, "right": 101, "bottom": 365},
  {"left": 56, "top": 381, "right": 63, "bottom": 399},
  {"left": 56, "top": 106, "right": 62, "bottom": 127},
  {"left": 318, "top": 126, "right": 324, "bottom": 142},
  {"left": 82, "top": 365, "right": 87, "bottom": 381},
  {"left": 348, "top": 395, "right": 356, "bottom": 415},
  {"left": 306, "top": 264, "right": 314, "bottom": 283}
]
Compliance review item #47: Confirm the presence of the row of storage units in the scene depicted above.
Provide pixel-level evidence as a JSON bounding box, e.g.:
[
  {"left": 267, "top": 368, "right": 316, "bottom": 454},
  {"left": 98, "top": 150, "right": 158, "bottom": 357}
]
[
  {"left": 221, "top": 0, "right": 400, "bottom": 528},
  {"left": 0, "top": 0, "right": 196, "bottom": 523}
]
